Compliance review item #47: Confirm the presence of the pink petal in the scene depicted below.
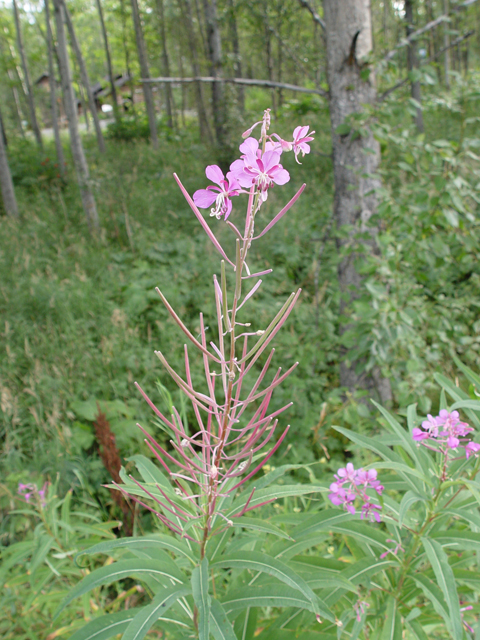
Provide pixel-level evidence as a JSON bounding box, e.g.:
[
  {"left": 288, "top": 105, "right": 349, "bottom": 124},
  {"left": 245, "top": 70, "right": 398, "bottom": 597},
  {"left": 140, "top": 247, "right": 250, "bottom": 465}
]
[
  {"left": 272, "top": 168, "right": 290, "bottom": 186},
  {"left": 224, "top": 198, "right": 233, "bottom": 220},
  {"left": 193, "top": 189, "right": 217, "bottom": 209},
  {"left": 294, "top": 125, "right": 309, "bottom": 140},
  {"left": 262, "top": 150, "right": 281, "bottom": 172},
  {"left": 239, "top": 137, "right": 259, "bottom": 158},
  {"left": 205, "top": 165, "right": 224, "bottom": 186}
]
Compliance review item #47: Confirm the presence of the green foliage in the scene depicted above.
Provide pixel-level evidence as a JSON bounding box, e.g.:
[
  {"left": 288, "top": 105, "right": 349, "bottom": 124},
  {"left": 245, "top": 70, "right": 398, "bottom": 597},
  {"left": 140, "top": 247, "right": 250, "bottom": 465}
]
[{"left": 0, "top": 479, "right": 120, "bottom": 640}]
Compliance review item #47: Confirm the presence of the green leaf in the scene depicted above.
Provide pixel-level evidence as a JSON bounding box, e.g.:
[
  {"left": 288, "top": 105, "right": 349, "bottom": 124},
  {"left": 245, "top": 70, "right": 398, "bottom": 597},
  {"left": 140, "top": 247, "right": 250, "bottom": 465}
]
[
  {"left": 67, "top": 609, "right": 142, "bottom": 640},
  {"left": 75, "top": 534, "right": 197, "bottom": 564},
  {"left": 253, "top": 464, "right": 307, "bottom": 490},
  {"left": 399, "top": 491, "right": 427, "bottom": 526},
  {"left": 211, "top": 551, "right": 333, "bottom": 622},
  {"left": 210, "top": 598, "right": 238, "bottom": 640},
  {"left": 225, "top": 516, "right": 292, "bottom": 540},
  {"left": 422, "top": 538, "right": 463, "bottom": 639},
  {"left": 128, "top": 454, "right": 171, "bottom": 489},
  {"left": 192, "top": 557, "right": 211, "bottom": 640},
  {"left": 371, "top": 400, "right": 430, "bottom": 476},
  {"left": 327, "top": 521, "right": 390, "bottom": 551},
  {"left": 227, "top": 485, "right": 326, "bottom": 517},
  {"left": 122, "top": 585, "right": 191, "bottom": 640},
  {"left": 381, "top": 597, "right": 402, "bottom": 640},
  {"left": 412, "top": 574, "right": 449, "bottom": 624},
  {"left": 335, "top": 123, "right": 351, "bottom": 136},
  {"left": 55, "top": 559, "right": 186, "bottom": 618},
  {"left": 430, "top": 530, "right": 480, "bottom": 551},
  {"left": 29, "top": 534, "right": 55, "bottom": 577},
  {"left": 222, "top": 585, "right": 318, "bottom": 615},
  {"left": 433, "top": 374, "right": 480, "bottom": 429},
  {"left": 289, "top": 509, "right": 357, "bottom": 540}
]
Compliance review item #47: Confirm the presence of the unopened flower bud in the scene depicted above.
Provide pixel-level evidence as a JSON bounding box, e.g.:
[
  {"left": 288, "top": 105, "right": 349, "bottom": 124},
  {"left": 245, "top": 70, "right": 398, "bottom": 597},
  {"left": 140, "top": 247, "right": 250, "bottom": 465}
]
[
  {"left": 256, "top": 330, "right": 265, "bottom": 336},
  {"left": 181, "top": 438, "right": 189, "bottom": 448}
]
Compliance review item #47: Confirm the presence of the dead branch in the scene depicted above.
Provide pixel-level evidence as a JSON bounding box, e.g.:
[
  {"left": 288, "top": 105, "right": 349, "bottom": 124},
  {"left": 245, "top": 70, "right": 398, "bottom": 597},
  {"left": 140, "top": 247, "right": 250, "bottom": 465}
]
[
  {"left": 297, "top": 0, "right": 325, "bottom": 31},
  {"left": 379, "top": 30, "right": 474, "bottom": 102},
  {"left": 142, "top": 76, "right": 328, "bottom": 97},
  {"left": 382, "top": 15, "right": 449, "bottom": 63}
]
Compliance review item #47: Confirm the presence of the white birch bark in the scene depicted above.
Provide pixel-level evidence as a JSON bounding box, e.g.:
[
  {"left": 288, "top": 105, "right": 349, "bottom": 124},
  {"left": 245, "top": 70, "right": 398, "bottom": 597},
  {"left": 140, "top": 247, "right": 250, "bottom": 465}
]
[
  {"left": 0, "top": 111, "right": 19, "bottom": 218},
  {"left": 53, "top": 0, "right": 99, "bottom": 231},
  {"left": 45, "top": 0, "right": 66, "bottom": 177},
  {"left": 130, "top": 0, "right": 159, "bottom": 149},
  {"left": 63, "top": 2, "right": 106, "bottom": 153},
  {"left": 12, "top": 0, "right": 43, "bottom": 150}
]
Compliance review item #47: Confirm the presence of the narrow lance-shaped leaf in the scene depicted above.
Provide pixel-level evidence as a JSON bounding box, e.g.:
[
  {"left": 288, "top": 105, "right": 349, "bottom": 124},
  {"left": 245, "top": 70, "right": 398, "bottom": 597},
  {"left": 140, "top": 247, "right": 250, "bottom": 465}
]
[
  {"left": 122, "top": 585, "right": 192, "bottom": 640},
  {"left": 67, "top": 609, "right": 143, "bottom": 640},
  {"left": 421, "top": 538, "right": 463, "bottom": 639},
  {"left": 210, "top": 598, "right": 238, "bottom": 640},
  {"left": 192, "top": 557, "right": 211, "bottom": 640}
]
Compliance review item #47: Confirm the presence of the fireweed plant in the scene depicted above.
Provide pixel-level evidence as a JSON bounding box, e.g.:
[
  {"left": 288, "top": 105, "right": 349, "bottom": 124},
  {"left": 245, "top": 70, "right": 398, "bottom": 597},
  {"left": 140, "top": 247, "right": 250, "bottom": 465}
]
[{"left": 58, "top": 115, "right": 480, "bottom": 640}]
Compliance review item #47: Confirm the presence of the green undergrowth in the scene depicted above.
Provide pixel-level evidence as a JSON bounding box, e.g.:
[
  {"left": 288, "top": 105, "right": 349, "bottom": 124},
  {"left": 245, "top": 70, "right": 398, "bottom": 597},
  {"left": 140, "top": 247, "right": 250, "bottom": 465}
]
[{"left": 1, "top": 89, "right": 480, "bottom": 516}]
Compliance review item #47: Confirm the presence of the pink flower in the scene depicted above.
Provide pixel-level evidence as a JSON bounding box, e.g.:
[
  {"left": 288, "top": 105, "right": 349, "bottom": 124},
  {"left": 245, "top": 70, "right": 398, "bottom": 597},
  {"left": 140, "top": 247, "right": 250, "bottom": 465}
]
[
  {"left": 328, "top": 463, "right": 382, "bottom": 522},
  {"left": 465, "top": 442, "right": 480, "bottom": 459},
  {"left": 412, "top": 427, "right": 430, "bottom": 441},
  {"left": 421, "top": 414, "right": 440, "bottom": 437},
  {"left": 193, "top": 165, "right": 241, "bottom": 220},
  {"left": 292, "top": 125, "right": 315, "bottom": 163},
  {"left": 230, "top": 138, "right": 290, "bottom": 202}
]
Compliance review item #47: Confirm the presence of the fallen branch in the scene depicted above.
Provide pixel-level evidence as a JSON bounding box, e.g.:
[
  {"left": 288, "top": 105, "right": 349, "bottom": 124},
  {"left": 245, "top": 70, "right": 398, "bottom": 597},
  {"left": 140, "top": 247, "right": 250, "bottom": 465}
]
[{"left": 142, "top": 76, "right": 328, "bottom": 98}]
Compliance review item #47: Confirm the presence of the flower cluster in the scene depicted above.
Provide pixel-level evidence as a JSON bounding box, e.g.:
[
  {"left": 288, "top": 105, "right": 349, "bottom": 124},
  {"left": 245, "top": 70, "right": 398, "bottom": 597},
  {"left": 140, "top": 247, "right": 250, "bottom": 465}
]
[
  {"left": 328, "top": 463, "right": 383, "bottom": 522},
  {"left": 412, "top": 410, "right": 480, "bottom": 458},
  {"left": 18, "top": 481, "right": 48, "bottom": 507},
  {"left": 193, "top": 109, "right": 314, "bottom": 219}
]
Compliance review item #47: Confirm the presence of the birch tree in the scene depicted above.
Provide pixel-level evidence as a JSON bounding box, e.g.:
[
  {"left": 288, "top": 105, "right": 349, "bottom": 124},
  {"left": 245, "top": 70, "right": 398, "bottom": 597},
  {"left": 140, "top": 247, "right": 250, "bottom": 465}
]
[
  {"left": 44, "top": 0, "right": 65, "bottom": 177},
  {"left": 64, "top": 4, "right": 106, "bottom": 153},
  {"left": 156, "top": 0, "right": 174, "bottom": 128},
  {"left": 179, "top": 0, "right": 213, "bottom": 144},
  {"left": 405, "top": 0, "right": 424, "bottom": 132},
  {"left": 12, "top": 0, "right": 43, "bottom": 150},
  {"left": 130, "top": 0, "right": 159, "bottom": 149},
  {"left": 95, "top": 0, "right": 120, "bottom": 124},
  {"left": 53, "top": 0, "right": 99, "bottom": 231},
  {"left": 323, "top": 0, "right": 392, "bottom": 403},
  {"left": 203, "top": 0, "right": 226, "bottom": 150},
  {"left": 0, "top": 109, "right": 19, "bottom": 218}
]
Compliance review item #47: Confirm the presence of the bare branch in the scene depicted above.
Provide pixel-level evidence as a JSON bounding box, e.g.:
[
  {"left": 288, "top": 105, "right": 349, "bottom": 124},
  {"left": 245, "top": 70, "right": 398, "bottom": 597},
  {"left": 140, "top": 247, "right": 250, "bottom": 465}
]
[
  {"left": 297, "top": 0, "right": 325, "bottom": 31},
  {"left": 143, "top": 76, "right": 328, "bottom": 97},
  {"left": 382, "top": 15, "right": 448, "bottom": 63},
  {"left": 379, "top": 30, "right": 474, "bottom": 102}
]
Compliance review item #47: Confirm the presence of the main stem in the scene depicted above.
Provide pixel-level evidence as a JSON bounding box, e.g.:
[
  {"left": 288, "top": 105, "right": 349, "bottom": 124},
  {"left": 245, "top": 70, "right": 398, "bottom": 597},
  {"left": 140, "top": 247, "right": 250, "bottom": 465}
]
[{"left": 199, "top": 193, "right": 259, "bottom": 560}]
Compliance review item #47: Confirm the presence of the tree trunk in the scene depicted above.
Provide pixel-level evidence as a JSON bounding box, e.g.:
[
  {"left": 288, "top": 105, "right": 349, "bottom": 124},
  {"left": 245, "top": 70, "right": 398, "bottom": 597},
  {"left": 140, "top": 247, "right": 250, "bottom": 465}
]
[
  {"left": 53, "top": 0, "right": 99, "bottom": 231},
  {"left": 179, "top": 0, "right": 213, "bottom": 144},
  {"left": 156, "top": 0, "right": 174, "bottom": 128},
  {"left": 63, "top": 3, "right": 106, "bottom": 153},
  {"left": 227, "top": 0, "right": 244, "bottom": 112},
  {"left": 0, "top": 109, "right": 19, "bottom": 218},
  {"left": 12, "top": 0, "right": 43, "bottom": 150},
  {"left": 202, "top": 0, "right": 226, "bottom": 150},
  {"left": 323, "top": 0, "right": 392, "bottom": 404},
  {"left": 130, "top": 0, "right": 159, "bottom": 149},
  {"left": 45, "top": 0, "right": 66, "bottom": 177},
  {"left": 443, "top": 0, "right": 450, "bottom": 89},
  {"left": 405, "top": 0, "right": 424, "bottom": 132},
  {"left": 120, "top": 0, "right": 136, "bottom": 116},
  {"left": 95, "top": 0, "right": 120, "bottom": 124},
  {"left": 263, "top": 3, "right": 277, "bottom": 116}
]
